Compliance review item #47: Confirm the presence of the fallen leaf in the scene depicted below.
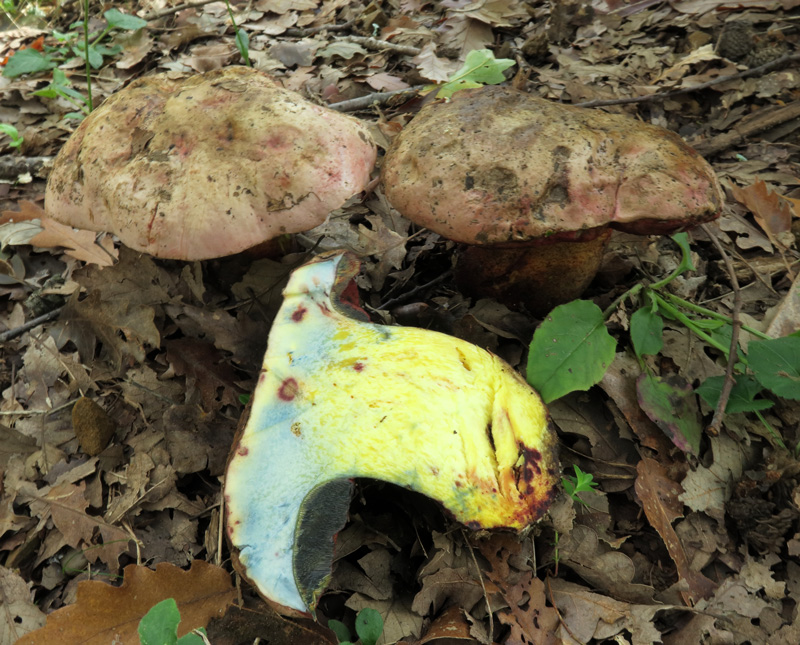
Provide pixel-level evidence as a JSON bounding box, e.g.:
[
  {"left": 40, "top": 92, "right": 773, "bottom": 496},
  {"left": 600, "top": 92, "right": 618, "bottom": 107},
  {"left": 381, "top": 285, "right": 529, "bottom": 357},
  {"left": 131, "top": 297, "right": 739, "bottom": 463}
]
[
  {"left": 18, "top": 560, "right": 235, "bottom": 645},
  {"left": 164, "top": 338, "right": 243, "bottom": 411},
  {"left": 731, "top": 179, "right": 796, "bottom": 248},
  {"left": 0, "top": 566, "right": 46, "bottom": 643},
  {"left": 29, "top": 218, "right": 118, "bottom": 267},
  {"left": 634, "top": 458, "right": 716, "bottom": 604}
]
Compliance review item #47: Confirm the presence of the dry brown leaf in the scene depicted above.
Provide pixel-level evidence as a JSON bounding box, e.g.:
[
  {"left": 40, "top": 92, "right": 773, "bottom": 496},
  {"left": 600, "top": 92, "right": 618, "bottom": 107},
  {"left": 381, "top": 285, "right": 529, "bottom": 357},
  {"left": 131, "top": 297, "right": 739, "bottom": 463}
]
[
  {"left": 0, "top": 565, "right": 46, "bottom": 643},
  {"left": 18, "top": 560, "right": 235, "bottom": 645},
  {"left": 346, "top": 593, "right": 424, "bottom": 645},
  {"left": 164, "top": 338, "right": 242, "bottom": 411},
  {"left": 29, "top": 218, "right": 118, "bottom": 267},
  {"left": 418, "top": 605, "right": 477, "bottom": 643},
  {"left": 730, "top": 179, "right": 795, "bottom": 248},
  {"left": 56, "top": 290, "right": 160, "bottom": 370},
  {"left": 495, "top": 573, "right": 558, "bottom": 645},
  {"left": 634, "top": 458, "right": 717, "bottom": 603}
]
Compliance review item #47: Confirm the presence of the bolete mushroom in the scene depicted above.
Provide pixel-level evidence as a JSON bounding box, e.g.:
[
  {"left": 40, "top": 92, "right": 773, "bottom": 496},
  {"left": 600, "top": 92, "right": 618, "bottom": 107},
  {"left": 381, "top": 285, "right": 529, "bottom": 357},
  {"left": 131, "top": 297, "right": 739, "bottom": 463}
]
[
  {"left": 224, "top": 250, "right": 558, "bottom": 614},
  {"left": 382, "top": 86, "right": 723, "bottom": 314},
  {"left": 45, "top": 66, "right": 376, "bottom": 260}
]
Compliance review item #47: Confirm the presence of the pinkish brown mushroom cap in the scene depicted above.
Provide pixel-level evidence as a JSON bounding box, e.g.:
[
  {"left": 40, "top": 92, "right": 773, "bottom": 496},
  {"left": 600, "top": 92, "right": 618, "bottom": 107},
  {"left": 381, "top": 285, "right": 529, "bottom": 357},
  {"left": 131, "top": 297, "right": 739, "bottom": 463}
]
[
  {"left": 45, "top": 66, "right": 376, "bottom": 260},
  {"left": 381, "top": 85, "right": 722, "bottom": 245}
]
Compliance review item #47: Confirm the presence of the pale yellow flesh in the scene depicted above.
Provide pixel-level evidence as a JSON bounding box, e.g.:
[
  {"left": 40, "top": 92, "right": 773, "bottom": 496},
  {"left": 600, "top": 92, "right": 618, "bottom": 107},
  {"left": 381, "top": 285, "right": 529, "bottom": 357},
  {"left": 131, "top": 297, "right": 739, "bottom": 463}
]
[{"left": 225, "top": 251, "right": 558, "bottom": 612}]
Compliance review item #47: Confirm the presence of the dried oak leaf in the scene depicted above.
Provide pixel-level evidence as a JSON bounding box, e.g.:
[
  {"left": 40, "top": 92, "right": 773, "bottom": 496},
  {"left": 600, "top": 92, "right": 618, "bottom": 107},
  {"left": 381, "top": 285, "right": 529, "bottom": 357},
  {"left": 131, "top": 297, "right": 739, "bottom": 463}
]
[
  {"left": 731, "top": 178, "right": 795, "bottom": 248},
  {"left": 17, "top": 560, "right": 235, "bottom": 645},
  {"left": 634, "top": 458, "right": 716, "bottom": 604},
  {"left": 56, "top": 289, "right": 160, "bottom": 371},
  {"left": 0, "top": 566, "right": 46, "bottom": 643},
  {"left": 164, "top": 338, "right": 242, "bottom": 411}
]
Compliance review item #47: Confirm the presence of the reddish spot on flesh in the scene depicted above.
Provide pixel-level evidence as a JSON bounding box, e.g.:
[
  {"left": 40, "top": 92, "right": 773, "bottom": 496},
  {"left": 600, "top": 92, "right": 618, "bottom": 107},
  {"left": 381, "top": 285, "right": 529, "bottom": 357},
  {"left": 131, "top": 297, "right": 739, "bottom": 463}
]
[
  {"left": 465, "top": 520, "right": 482, "bottom": 530},
  {"left": 353, "top": 362, "right": 364, "bottom": 371},
  {"left": 519, "top": 446, "right": 543, "bottom": 482},
  {"left": 317, "top": 302, "right": 332, "bottom": 316},
  {"left": 227, "top": 526, "right": 234, "bottom": 536},
  {"left": 292, "top": 306, "right": 307, "bottom": 322},
  {"left": 278, "top": 377, "right": 299, "bottom": 401},
  {"left": 237, "top": 446, "right": 249, "bottom": 457}
]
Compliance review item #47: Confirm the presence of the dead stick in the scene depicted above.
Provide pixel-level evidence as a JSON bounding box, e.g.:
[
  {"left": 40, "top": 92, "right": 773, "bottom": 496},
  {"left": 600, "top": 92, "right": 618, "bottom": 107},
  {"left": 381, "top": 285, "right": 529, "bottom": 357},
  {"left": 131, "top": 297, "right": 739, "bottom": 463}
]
[
  {"left": 701, "top": 223, "right": 742, "bottom": 435},
  {"left": 328, "top": 86, "right": 425, "bottom": 112},
  {"left": 345, "top": 36, "right": 421, "bottom": 56},
  {"left": 0, "top": 306, "right": 63, "bottom": 343},
  {"left": 574, "top": 52, "right": 800, "bottom": 109},
  {"left": 0, "top": 155, "right": 53, "bottom": 179},
  {"left": 142, "top": 0, "right": 221, "bottom": 21}
]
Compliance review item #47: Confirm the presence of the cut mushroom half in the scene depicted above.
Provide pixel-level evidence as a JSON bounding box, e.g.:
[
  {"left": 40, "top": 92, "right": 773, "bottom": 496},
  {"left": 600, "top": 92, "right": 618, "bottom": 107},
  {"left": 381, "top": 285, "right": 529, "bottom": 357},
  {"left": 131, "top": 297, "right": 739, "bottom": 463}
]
[{"left": 224, "top": 250, "right": 559, "bottom": 614}]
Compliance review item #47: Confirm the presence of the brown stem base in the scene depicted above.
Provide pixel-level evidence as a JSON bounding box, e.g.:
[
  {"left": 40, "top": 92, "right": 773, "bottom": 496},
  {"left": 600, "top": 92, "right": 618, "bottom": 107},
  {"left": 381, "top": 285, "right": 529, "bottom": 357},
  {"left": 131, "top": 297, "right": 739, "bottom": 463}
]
[{"left": 454, "top": 229, "right": 613, "bottom": 316}]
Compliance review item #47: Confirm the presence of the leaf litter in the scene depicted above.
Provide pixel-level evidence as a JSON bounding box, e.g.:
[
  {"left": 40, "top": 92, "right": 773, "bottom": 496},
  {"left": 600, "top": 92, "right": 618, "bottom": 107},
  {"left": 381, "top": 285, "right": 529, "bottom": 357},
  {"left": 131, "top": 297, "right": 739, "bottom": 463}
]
[{"left": 0, "top": 0, "right": 799, "bottom": 643}]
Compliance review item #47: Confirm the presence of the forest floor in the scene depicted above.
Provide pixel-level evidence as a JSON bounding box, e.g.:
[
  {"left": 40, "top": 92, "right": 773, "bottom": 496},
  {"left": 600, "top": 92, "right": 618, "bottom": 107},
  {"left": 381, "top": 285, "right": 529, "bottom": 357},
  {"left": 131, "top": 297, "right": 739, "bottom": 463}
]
[{"left": 1, "top": 0, "right": 799, "bottom": 644}]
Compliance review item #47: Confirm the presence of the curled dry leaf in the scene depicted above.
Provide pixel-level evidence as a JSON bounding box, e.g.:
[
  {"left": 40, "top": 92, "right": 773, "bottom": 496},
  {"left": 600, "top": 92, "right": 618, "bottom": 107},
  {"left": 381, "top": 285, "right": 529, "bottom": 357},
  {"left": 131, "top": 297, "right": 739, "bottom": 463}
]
[{"left": 18, "top": 560, "right": 235, "bottom": 645}]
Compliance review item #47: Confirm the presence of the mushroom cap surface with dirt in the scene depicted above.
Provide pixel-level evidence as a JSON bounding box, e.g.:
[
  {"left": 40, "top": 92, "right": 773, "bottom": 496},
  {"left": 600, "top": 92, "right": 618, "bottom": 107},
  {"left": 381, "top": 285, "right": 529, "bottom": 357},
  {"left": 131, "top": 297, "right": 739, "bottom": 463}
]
[
  {"left": 45, "top": 66, "right": 377, "bottom": 260},
  {"left": 382, "top": 85, "right": 722, "bottom": 244}
]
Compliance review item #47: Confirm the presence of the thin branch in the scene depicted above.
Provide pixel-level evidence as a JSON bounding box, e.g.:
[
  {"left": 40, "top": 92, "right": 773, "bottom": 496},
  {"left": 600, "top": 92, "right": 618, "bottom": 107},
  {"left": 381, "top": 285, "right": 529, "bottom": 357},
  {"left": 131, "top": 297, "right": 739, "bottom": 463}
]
[
  {"left": 378, "top": 269, "right": 453, "bottom": 310},
  {"left": 345, "top": 36, "right": 421, "bottom": 56},
  {"left": 462, "top": 530, "right": 493, "bottom": 645},
  {"left": 0, "top": 306, "right": 64, "bottom": 343},
  {"left": 701, "top": 223, "right": 742, "bottom": 436},
  {"left": 0, "top": 155, "right": 53, "bottom": 179},
  {"left": 285, "top": 19, "right": 356, "bottom": 37},
  {"left": 0, "top": 399, "right": 74, "bottom": 417},
  {"left": 574, "top": 52, "right": 800, "bottom": 109},
  {"left": 328, "top": 85, "right": 425, "bottom": 112},
  {"left": 142, "top": 0, "right": 222, "bottom": 21}
]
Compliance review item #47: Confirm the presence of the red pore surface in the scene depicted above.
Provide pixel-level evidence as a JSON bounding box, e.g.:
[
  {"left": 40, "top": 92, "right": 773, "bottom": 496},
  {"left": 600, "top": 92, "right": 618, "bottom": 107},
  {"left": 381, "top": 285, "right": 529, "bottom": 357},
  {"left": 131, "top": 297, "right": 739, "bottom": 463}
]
[
  {"left": 382, "top": 86, "right": 722, "bottom": 244},
  {"left": 45, "top": 66, "right": 376, "bottom": 260}
]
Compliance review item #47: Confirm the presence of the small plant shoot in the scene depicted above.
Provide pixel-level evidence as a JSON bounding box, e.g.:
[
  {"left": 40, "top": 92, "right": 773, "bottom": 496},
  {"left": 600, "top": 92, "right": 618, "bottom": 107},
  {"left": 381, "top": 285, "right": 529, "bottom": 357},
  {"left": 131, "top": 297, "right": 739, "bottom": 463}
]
[
  {"left": 432, "top": 49, "right": 515, "bottom": 99},
  {"left": 329, "top": 608, "right": 384, "bottom": 645},
  {"left": 562, "top": 465, "right": 599, "bottom": 508},
  {"left": 138, "top": 598, "right": 208, "bottom": 645},
  {"left": 527, "top": 232, "right": 799, "bottom": 453}
]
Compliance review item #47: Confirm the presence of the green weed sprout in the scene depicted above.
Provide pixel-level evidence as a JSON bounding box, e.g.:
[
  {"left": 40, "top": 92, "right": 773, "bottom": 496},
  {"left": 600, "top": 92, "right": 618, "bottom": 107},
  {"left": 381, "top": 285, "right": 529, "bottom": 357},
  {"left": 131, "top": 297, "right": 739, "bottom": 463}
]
[
  {"left": 224, "top": 0, "right": 251, "bottom": 67},
  {"left": 0, "top": 123, "right": 23, "bottom": 149},
  {"left": 328, "top": 608, "right": 384, "bottom": 645},
  {"left": 430, "top": 49, "right": 515, "bottom": 100},
  {"left": 139, "top": 599, "right": 209, "bottom": 645},
  {"left": 526, "top": 232, "right": 800, "bottom": 451},
  {"left": 562, "top": 465, "right": 598, "bottom": 508}
]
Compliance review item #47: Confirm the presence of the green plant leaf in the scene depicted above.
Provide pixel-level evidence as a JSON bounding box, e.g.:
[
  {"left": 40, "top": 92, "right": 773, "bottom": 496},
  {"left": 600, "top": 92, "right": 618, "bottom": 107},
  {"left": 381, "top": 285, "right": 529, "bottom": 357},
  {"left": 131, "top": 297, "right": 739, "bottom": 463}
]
[
  {"left": 748, "top": 336, "right": 800, "bottom": 400},
  {"left": 671, "top": 232, "right": 695, "bottom": 274},
  {"left": 630, "top": 305, "right": 663, "bottom": 358},
  {"left": 526, "top": 300, "right": 617, "bottom": 403},
  {"left": 71, "top": 43, "right": 104, "bottom": 68},
  {"left": 435, "top": 48, "right": 515, "bottom": 99},
  {"left": 327, "top": 619, "right": 351, "bottom": 643},
  {"left": 2, "top": 48, "right": 56, "bottom": 78},
  {"left": 562, "top": 464, "right": 598, "bottom": 507},
  {"left": 0, "top": 124, "right": 23, "bottom": 148},
  {"left": 696, "top": 375, "right": 773, "bottom": 414},
  {"left": 176, "top": 629, "right": 207, "bottom": 645},
  {"left": 355, "top": 608, "right": 384, "bottom": 645},
  {"left": 235, "top": 29, "right": 251, "bottom": 65},
  {"left": 139, "top": 598, "right": 180, "bottom": 645},
  {"left": 637, "top": 372, "right": 702, "bottom": 454},
  {"left": 104, "top": 8, "right": 148, "bottom": 31}
]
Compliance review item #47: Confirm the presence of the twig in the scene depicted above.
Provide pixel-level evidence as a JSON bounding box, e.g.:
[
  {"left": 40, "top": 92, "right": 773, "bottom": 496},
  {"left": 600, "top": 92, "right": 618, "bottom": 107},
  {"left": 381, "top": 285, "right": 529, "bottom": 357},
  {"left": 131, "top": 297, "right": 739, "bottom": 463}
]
[
  {"left": 701, "top": 223, "right": 742, "bottom": 436},
  {"left": 285, "top": 19, "right": 356, "bottom": 37},
  {"left": 328, "top": 85, "right": 425, "bottom": 112},
  {"left": 0, "top": 399, "right": 74, "bottom": 416},
  {"left": 0, "top": 306, "right": 64, "bottom": 343},
  {"left": 545, "top": 575, "right": 584, "bottom": 644},
  {"left": 574, "top": 52, "right": 800, "bottom": 109},
  {"left": 462, "top": 530, "right": 493, "bottom": 645},
  {"left": 141, "top": 0, "right": 221, "bottom": 21},
  {"left": 345, "top": 36, "right": 421, "bottom": 56},
  {"left": 378, "top": 269, "right": 453, "bottom": 310},
  {"left": 0, "top": 155, "right": 53, "bottom": 179}
]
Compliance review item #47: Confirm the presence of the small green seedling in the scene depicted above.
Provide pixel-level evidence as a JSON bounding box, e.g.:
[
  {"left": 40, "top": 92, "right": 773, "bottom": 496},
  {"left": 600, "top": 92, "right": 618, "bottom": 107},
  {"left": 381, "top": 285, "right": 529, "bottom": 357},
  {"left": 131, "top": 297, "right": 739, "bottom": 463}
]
[
  {"left": 138, "top": 598, "right": 208, "bottom": 645},
  {"left": 224, "top": 0, "right": 251, "bottom": 67},
  {"left": 527, "top": 232, "right": 800, "bottom": 452},
  {"left": 562, "top": 465, "right": 598, "bottom": 508},
  {"left": 33, "top": 68, "right": 91, "bottom": 119},
  {"left": 328, "top": 608, "right": 384, "bottom": 645},
  {"left": 431, "top": 49, "right": 515, "bottom": 100},
  {"left": 0, "top": 124, "right": 23, "bottom": 148}
]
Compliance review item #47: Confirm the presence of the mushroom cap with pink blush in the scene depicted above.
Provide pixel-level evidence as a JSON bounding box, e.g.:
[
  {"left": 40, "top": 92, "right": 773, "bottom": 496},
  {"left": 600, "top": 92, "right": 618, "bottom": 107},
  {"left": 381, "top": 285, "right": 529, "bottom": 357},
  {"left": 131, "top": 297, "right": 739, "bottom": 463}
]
[
  {"left": 45, "top": 66, "right": 377, "bottom": 260},
  {"left": 381, "top": 86, "right": 722, "bottom": 245}
]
